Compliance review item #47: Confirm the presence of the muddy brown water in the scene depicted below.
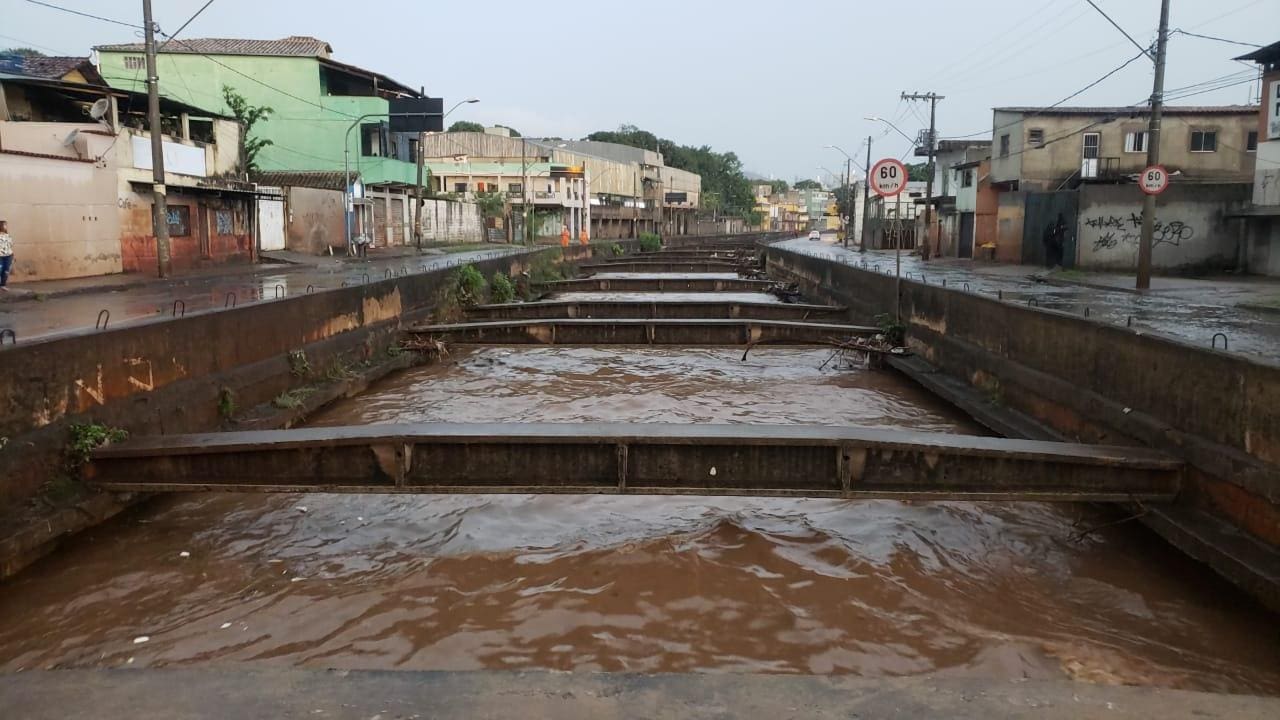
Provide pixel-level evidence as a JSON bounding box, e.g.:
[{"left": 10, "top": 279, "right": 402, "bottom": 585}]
[{"left": 0, "top": 347, "right": 1277, "bottom": 693}]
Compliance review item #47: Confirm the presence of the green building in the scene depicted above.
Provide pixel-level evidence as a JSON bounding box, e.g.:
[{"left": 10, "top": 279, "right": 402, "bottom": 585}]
[{"left": 95, "top": 36, "right": 426, "bottom": 187}]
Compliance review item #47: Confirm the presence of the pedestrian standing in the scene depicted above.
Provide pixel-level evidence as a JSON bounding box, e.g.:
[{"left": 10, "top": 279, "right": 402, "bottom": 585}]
[{"left": 0, "top": 220, "right": 13, "bottom": 291}]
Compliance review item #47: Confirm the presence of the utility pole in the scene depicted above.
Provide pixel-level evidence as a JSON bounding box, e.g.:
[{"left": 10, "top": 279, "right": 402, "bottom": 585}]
[
  {"left": 1137, "top": 0, "right": 1171, "bottom": 290},
  {"left": 860, "top": 135, "right": 871, "bottom": 252},
  {"left": 413, "top": 130, "right": 425, "bottom": 250},
  {"left": 843, "top": 156, "right": 851, "bottom": 248},
  {"left": 142, "top": 0, "right": 171, "bottom": 278},
  {"left": 902, "top": 91, "right": 944, "bottom": 260},
  {"left": 521, "top": 137, "right": 531, "bottom": 245}
]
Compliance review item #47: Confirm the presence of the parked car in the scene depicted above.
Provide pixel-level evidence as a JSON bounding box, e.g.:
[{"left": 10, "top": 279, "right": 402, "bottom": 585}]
[{"left": 808, "top": 230, "right": 821, "bottom": 241}]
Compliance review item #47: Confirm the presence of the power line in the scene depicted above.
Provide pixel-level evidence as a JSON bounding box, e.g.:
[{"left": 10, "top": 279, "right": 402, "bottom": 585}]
[
  {"left": 1170, "top": 28, "right": 1263, "bottom": 48},
  {"left": 158, "top": 0, "right": 218, "bottom": 51},
  {"left": 944, "top": 49, "right": 1148, "bottom": 140},
  {"left": 22, "top": 0, "right": 140, "bottom": 28},
  {"left": 0, "top": 32, "right": 72, "bottom": 55},
  {"left": 1081, "top": 0, "right": 1154, "bottom": 59}
]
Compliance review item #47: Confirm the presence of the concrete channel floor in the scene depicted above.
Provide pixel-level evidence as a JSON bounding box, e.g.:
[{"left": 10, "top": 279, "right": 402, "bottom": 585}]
[
  {"left": 2, "top": 669, "right": 1278, "bottom": 719},
  {"left": 0, "top": 245, "right": 524, "bottom": 344},
  {"left": 776, "top": 238, "right": 1280, "bottom": 363}
]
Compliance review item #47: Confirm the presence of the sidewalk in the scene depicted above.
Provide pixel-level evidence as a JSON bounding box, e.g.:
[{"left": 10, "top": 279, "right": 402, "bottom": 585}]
[
  {"left": 775, "top": 238, "right": 1280, "bottom": 363},
  {"left": 0, "top": 244, "right": 523, "bottom": 344}
]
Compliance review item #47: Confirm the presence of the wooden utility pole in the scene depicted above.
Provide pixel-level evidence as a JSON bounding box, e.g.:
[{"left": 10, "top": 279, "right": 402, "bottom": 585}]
[
  {"left": 142, "top": 0, "right": 171, "bottom": 278},
  {"left": 902, "top": 91, "right": 944, "bottom": 259},
  {"left": 413, "top": 130, "right": 425, "bottom": 249},
  {"left": 1137, "top": 0, "right": 1171, "bottom": 289},
  {"left": 860, "top": 135, "right": 872, "bottom": 252}
]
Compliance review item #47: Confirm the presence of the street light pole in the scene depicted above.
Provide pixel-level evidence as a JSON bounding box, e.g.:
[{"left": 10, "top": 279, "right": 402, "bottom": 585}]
[
  {"left": 415, "top": 98, "right": 478, "bottom": 249},
  {"left": 344, "top": 111, "right": 439, "bottom": 253}
]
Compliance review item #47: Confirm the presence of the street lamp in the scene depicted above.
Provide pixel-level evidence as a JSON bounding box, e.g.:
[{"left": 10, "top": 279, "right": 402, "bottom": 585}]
[
  {"left": 413, "top": 98, "right": 479, "bottom": 247},
  {"left": 825, "top": 145, "right": 862, "bottom": 248},
  {"left": 864, "top": 116, "right": 917, "bottom": 146}
]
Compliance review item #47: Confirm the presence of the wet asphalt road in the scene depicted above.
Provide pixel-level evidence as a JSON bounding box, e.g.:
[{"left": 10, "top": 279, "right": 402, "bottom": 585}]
[
  {"left": 0, "top": 248, "right": 524, "bottom": 345},
  {"left": 774, "top": 238, "right": 1280, "bottom": 364}
]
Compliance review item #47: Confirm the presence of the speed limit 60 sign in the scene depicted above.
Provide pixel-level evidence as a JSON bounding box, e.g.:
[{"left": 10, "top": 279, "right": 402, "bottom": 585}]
[
  {"left": 1140, "top": 164, "right": 1169, "bottom": 195},
  {"left": 870, "top": 158, "right": 908, "bottom": 197}
]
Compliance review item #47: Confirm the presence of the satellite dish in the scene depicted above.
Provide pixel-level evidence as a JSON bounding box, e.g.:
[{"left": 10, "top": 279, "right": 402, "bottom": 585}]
[{"left": 89, "top": 98, "right": 111, "bottom": 126}]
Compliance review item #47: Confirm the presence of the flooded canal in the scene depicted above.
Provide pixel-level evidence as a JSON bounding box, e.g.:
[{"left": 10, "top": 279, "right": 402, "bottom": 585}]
[{"left": 0, "top": 347, "right": 1277, "bottom": 694}]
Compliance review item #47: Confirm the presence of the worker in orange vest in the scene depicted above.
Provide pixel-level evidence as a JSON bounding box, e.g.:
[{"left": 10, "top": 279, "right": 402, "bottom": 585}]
[
  {"left": 579, "top": 228, "right": 589, "bottom": 246},
  {"left": 560, "top": 224, "right": 570, "bottom": 247}
]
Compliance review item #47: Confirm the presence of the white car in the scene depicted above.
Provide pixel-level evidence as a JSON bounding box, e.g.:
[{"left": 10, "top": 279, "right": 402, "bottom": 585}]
[{"left": 808, "top": 230, "right": 821, "bottom": 241}]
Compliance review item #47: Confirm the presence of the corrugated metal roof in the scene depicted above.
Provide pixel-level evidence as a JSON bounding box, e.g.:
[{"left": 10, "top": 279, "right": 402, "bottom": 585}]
[
  {"left": 993, "top": 105, "right": 1258, "bottom": 115},
  {"left": 96, "top": 36, "right": 333, "bottom": 58},
  {"left": 1234, "top": 40, "right": 1280, "bottom": 64}
]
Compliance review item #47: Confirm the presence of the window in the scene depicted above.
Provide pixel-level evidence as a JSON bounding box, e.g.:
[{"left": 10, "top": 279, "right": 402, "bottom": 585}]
[
  {"left": 1246, "top": 130, "right": 1258, "bottom": 152},
  {"left": 961, "top": 169, "right": 974, "bottom": 188},
  {"left": 166, "top": 206, "right": 191, "bottom": 237},
  {"left": 1124, "top": 131, "right": 1148, "bottom": 153},
  {"left": 453, "top": 182, "right": 468, "bottom": 193},
  {"left": 476, "top": 182, "right": 487, "bottom": 193},
  {"left": 1028, "top": 128, "right": 1045, "bottom": 146},
  {"left": 1190, "top": 130, "right": 1217, "bottom": 153},
  {"left": 123, "top": 56, "right": 145, "bottom": 70},
  {"left": 508, "top": 183, "right": 522, "bottom": 194},
  {"left": 360, "top": 123, "right": 385, "bottom": 157},
  {"left": 999, "top": 133, "right": 1010, "bottom": 157}
]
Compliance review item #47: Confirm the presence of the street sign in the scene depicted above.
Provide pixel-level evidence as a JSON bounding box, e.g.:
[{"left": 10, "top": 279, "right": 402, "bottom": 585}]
[
  {"left": 1139, "top": 164, "right": 1169, "bottom": 195},
  {"left": 870, "top": 158, "right": 908, "bottom": 197}
]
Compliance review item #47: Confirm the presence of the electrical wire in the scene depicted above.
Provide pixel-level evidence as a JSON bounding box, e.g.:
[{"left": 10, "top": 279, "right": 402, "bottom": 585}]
[
  {"left": 22, "top": 0, "right": 140, "bottom": 28},
  {"left": 1170, "top": 28, "right": 1263, "bottom": 48},
  {"left": 1081, "top": 0, "right": 1154, "bottom": 59},
  {"left": 944, "top": 49, "right": 1148, "bottom": 140},
  {"left": 158, "top": 0, "right": 218, "bottom": 51}
]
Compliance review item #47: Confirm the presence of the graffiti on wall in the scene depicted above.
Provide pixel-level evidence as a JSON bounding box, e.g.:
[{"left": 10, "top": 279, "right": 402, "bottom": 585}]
[{"left": 1085, "top": 212, "right": 1195, "bottom": 251}]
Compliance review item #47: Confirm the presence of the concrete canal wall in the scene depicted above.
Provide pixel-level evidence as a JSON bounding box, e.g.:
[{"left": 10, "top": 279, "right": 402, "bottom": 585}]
[
  {"left": 766, "top": 246, "right": 1280, "bottom": 609},
  {"left": 0, "top": 241, "right": 642, "bottom": 578}
]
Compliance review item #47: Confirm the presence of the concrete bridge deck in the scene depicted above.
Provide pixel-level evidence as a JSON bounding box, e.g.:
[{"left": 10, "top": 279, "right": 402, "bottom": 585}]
[
  {"left": 405, "top": 317, "right": 874, "bottom": 344},
  {"left": 466, "top": 298, "right": 847, "bottom": 321},
  {"left": 86, "top": 423, "right": 1181, "bottom": 501},
  {"left": 539, "top": 277, "right": 774, "bottom": 292}
]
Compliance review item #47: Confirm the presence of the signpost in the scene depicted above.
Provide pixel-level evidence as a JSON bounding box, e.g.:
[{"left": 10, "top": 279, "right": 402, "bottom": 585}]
[
  {"left": 869, "top": 158, "right": 908, "bottom": 198},
  {"left": 870, "top": 159, "right": 909, "bottom": 324},
  {"left": 1139, "top": 164, "right": 1169, "bottom": 196}
]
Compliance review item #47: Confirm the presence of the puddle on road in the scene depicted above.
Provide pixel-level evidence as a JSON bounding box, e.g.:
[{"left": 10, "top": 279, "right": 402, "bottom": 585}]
[{"left": 0, "top": 347, "right": 1277, "bottom": 694}]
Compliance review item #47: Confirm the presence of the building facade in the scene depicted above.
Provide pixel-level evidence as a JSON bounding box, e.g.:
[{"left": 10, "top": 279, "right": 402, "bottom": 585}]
[
  {"left": 0, "top": 73, "right": 251, "bottom": 281},
  {"left": 1234, "top": 41, "right": 1280, "bottom": 275}
]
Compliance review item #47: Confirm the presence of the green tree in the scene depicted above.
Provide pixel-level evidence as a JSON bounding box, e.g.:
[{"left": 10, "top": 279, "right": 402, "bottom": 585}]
[
  {"left": 768, "top": 179, "right": 789, "bottom": 194},
  {"left": 221, "top": 85, "right": 273, "bottom": 176},
  {"left": 493, "top": 124, "right": 521, "bottom": 137},
  {"left": 474, "top": 189, "right": 506, "bottom": 219},
  {"left": 1, "top": 47, "right": 46, "bottom": 57},
  {"left": 585, "top": 124, "right": 756, "bottom": 221},
  {"left": 794, "top": 179, "right": 823, "bottom": 190},
  {"left": 448, "top": 120, "right": 485, "bottom": 133},
  {"left": 906, "top": 162, "right": 930, "bottom": 182}
]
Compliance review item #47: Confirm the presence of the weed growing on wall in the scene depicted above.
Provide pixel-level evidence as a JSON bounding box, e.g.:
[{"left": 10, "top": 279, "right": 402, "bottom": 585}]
[
  {"left": 639, "top": 233, "right": 662, "bottom": 252},
  {"left": 490, "top": 272, "right": 516, "bottom": 304},
  {"left": 65, "top": 422, "right": 128, "bottom": 473},
  {"left": 455, "top": 264, "right": 487, "bottom": 306}
]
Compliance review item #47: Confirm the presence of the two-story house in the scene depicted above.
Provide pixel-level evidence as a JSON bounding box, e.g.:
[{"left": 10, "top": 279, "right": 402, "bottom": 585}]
[
  {"left": 987, "top": 105, "right": 1258, "bottom": 271},
  {"left": 96, "top": 36, "right": 440, "bottom": 249},
  {"left": 1233, "top": 41, "right": 1280, "bottom": 275},
  {"left": 915, "top": 139, "right": 991, "bottom": 257},
  {"left": 0, "top": 72, "right": 251, "bottom": 280}
]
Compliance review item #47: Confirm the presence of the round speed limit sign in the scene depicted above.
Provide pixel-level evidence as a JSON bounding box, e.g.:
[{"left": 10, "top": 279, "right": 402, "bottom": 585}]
[
  {"left": 1139, "top": 165, "right": 1169, "bottom": 195},
  {"left": 870, "top": 158, "right": 908, "bottom": 197}
]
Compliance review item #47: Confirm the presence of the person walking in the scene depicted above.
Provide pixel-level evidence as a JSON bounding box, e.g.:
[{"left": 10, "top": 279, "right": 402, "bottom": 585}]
[{"left": 0, "top": 220, "right": 13, "bottom": 291}]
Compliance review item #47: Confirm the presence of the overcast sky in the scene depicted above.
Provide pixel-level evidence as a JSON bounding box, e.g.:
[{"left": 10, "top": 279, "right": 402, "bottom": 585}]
[{"left": 2, "top": 0, "right": 1273, "bottom": 183}]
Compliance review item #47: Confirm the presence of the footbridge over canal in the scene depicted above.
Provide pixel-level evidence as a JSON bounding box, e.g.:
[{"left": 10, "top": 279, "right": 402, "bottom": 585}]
[{"left": 88, "top": 244, "right": 1183, "bottom": 504}]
